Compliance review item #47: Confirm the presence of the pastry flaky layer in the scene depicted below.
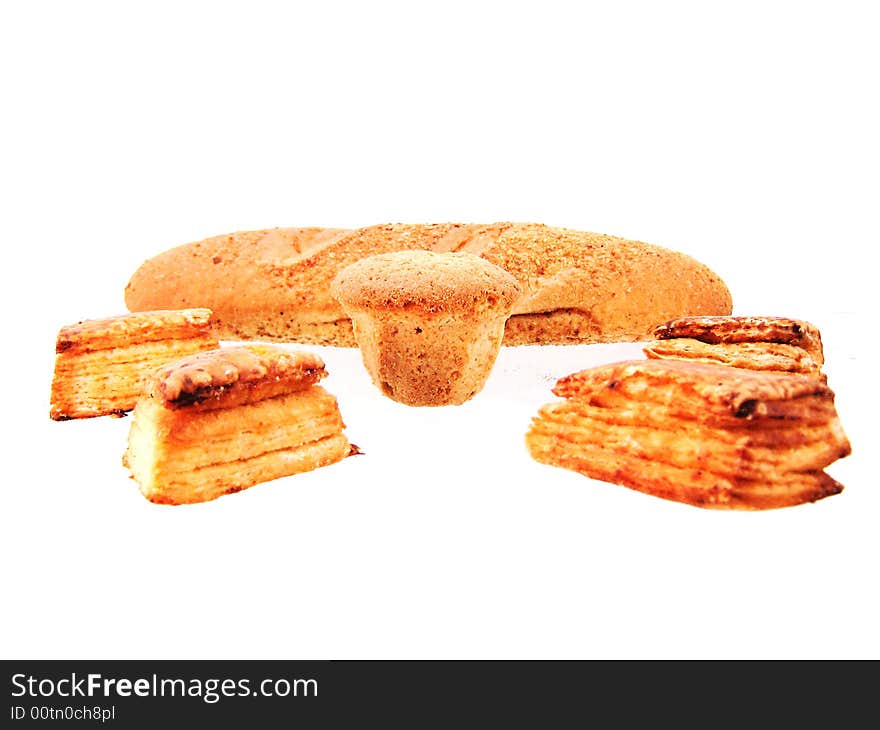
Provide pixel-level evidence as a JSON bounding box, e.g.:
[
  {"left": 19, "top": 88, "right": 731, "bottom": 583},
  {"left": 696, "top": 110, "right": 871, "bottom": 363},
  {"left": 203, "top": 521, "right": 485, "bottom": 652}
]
[
  {"left": 124, "top": 344, "right": 351, "bottom": 505},
  {"left": 124, "top": 223, "right": 732, "bottom": 346},
  {"left": 50, "top": 308, "right": 218, "bottom": 420},
  {"left": 526, "top": 359, "right": 851, "bottom": 510},
  {"left": 645, "top": 315, "right": 824, "bottom": 376}
]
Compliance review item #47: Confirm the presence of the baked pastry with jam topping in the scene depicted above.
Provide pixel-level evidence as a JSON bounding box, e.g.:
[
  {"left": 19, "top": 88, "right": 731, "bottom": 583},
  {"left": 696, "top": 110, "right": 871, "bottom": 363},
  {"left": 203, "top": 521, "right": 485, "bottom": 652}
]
[
  {"left": 123, "top": 345, "right": 352, "bottom": 505},
  {"left": 50, "top": 308, "right": 218, "bottom": 420},
  {"left": 644, "top": 315, "right": 824, "bottom": 376},
  {"left": 526, "top": 359, "right": 851, "bottom": 510}
]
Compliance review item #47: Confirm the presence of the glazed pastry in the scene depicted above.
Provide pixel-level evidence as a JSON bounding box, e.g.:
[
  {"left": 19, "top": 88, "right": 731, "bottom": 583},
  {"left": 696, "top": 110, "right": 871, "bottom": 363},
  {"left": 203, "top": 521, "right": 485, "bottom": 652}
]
[
  {"left": 123, "top": 345, "right": 351, "bottom": 505},
  {"left": 645, "top": 315, "right": 824, "bottom": 375},
  {"left": 330, "top": 250, "right": 522, "bottom": 406},
  {"left": 50, "top": 308, "right": 218, "bottom": 420},
  {"left": 124, "top": 222, "right": 732, "bottom": 346},
  {"left": 526, "top": 359, "right": 851, "bottom": 510}
]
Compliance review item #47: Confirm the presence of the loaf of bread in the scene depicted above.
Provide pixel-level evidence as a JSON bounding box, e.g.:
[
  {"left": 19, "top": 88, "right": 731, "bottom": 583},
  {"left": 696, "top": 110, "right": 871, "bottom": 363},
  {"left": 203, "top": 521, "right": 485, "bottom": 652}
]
[{"left": 124, "top": 223, "right": 733, "bottom": 346}]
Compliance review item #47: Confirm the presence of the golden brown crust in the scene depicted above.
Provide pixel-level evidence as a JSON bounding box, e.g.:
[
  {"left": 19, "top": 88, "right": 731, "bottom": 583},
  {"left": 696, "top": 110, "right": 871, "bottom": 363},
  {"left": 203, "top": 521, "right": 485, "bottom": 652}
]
[
  {"left": 330, "top": 250, "right": 522, "bottom": 314},
  {"left": 526, "top": 436, "right": 844, "bottom": 510},
  {"left": 531, "top": 398, "right": 850, "bottom": 480},
  {"left": 147, "top": 344, "right": 326, "bottom": 410},
  {"left": 643, "top": 338, "right": 824, "bottom": 376},
  {"left": 347, "top": 310, "right": 511, "bottom": 406},
  {"left": 125, "top": 223, "right": 732, "bottom": 346},
  {"left": 526, "top": 359, "right": 851, "bottom": 510},
  {"left": 332, "top": 252, "right": 520, "bottom": 406},
  {"left": 651, "top": 315, "right": 824, "bottom": 364},
  {"left": 478, "top": 223, "right": 732, "bottom": 322},
  {"left": 140, "top": 434, "right": 352, "bottom": 506},
  {"left": 56, "top": 308, "right": 214, "bottom": 355},
  {"left": 553, "top": 359, "right": 832, "bottom": 413},
  {"left": 125, "top": 383, "right": 350, "bottom": 505}
]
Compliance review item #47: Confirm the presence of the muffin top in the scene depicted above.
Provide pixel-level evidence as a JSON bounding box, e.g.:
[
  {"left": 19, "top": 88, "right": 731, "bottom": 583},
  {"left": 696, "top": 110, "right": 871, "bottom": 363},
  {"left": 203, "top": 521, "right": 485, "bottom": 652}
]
[{"left": 330, "top": 250, "right": 522, "bottom": 314}]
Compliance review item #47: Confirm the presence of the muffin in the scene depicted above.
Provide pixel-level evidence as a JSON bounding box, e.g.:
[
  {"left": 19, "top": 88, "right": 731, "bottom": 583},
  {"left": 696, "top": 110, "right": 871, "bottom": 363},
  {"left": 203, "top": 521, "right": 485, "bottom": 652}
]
[{"left": 330, "top": 250, "right": 522, "bottom": 406}]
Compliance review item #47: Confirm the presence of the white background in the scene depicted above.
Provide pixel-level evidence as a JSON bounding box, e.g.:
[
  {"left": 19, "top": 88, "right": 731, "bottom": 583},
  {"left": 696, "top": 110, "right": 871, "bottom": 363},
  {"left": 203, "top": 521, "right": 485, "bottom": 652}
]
[{"left": 2, "top": 1, "right": 876, "bottom": 659}]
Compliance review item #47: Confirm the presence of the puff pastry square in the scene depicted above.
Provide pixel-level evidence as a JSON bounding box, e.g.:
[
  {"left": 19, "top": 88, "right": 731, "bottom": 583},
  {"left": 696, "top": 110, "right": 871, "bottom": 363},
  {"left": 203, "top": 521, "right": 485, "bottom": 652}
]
[
  {"left": 50, "top": 309, "right": 218, "bottom": 420},
  {"left": 123, "top": 345, "right": 351, "bottom": 505},
  {"left": 526, "top": 359, "right": 851, "bottom": 510},
  {"left": 644, "top": 315, "right": 824, "bottom": 376}
]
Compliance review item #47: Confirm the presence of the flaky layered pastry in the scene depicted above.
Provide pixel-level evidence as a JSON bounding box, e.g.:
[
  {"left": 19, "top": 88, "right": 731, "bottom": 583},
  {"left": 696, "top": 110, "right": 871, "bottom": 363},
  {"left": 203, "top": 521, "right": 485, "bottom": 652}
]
[
  {"left": 50, "top": 308, "right": 218, "bottom": 420},
  {"left": 123, "top": 345, "right": 352, "bottom": 505},
  {"left": 645, "top": 315, "right": 824, "bottom": 376},
  {"left": 526, "top": 359, "right": 851, "bottom": 510}
]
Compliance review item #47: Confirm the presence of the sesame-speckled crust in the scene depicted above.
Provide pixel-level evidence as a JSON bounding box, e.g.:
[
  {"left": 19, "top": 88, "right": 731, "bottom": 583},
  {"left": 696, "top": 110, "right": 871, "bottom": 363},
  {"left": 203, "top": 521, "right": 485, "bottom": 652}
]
[
  {"left": 56, "top": 308, "right": 214, "bottom": 354},
  {"left": 651, "top": 315, "right": 824, "bottom": 364},
  {"left": 125, "top": 222, "right": 732, "bottom": 346},
  {"left": 147, "top": 344, "right": 326, "bottom": 410},
  {"left": 526, "top": 359, "right": 851, "bottom": 510}
]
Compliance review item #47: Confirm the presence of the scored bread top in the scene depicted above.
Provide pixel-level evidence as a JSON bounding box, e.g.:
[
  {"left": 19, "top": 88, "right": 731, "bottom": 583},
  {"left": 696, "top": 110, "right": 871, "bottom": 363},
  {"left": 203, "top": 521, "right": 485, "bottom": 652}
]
[
  {"left": 330, "top": 250, "right": 522, "bottom": 314},
  {"left": 553, "top": 359, "right": 835, "bottom": 419},
  {"left": 651, "top": 315, "right": 824, "bottom": 364},
  {"left": 124, "top": 222, "right": 733, "bottom": 344},
  {"left": 56, "top": 308, "right": 215, "bottom": 355},
  {"left": 148, "top": 344, "right": 327, "bottom": 409}
]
